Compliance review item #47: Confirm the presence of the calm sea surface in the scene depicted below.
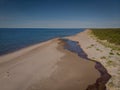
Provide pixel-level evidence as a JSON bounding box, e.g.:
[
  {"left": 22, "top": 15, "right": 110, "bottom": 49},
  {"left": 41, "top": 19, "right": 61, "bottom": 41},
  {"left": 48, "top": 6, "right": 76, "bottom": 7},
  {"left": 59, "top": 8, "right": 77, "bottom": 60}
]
[{"left": 0, "top": 28, "right": 84, "bottom": 55}]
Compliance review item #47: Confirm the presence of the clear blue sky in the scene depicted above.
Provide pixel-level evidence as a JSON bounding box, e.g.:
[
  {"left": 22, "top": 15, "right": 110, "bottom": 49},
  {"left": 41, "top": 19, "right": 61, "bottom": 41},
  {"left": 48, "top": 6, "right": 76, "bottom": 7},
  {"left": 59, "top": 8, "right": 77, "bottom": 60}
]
[{"left": 0, "top": 0, "right": 120, "bottom": 28}]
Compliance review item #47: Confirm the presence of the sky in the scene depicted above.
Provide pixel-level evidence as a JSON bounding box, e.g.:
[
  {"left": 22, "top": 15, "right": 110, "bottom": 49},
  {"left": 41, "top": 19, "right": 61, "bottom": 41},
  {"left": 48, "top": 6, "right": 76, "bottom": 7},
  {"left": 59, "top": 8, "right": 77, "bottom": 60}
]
[{"left": 0, "top": 0, "right": 120, "bottom": 28}]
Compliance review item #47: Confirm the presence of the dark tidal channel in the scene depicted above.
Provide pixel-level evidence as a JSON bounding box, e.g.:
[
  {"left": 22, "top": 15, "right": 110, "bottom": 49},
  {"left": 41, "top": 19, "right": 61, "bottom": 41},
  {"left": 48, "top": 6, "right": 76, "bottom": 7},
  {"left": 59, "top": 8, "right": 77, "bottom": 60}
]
[{"left": 61, "top": 38, "right": 111, "bottom": 90}]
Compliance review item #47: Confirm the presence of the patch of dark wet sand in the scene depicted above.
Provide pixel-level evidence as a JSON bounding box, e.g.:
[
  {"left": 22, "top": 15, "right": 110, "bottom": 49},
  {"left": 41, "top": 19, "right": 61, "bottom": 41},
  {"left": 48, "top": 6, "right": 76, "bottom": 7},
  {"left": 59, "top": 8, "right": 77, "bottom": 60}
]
[
  {"left": 61, "top": 39, "right": 111, "bottom": 90},
  {"left": 27, "top": 39, "right": 100, "bottom": 90}
]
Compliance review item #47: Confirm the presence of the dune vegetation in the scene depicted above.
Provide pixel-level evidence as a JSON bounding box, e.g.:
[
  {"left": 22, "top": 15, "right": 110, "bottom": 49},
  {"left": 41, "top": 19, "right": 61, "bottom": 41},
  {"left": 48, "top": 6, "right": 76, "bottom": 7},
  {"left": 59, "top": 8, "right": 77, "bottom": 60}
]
[
  {"left": 91, "top": 29, "right": 120, "bottom": 51},
  {"left": 91, "top": 28, "right": 120, "bottom": 45}
]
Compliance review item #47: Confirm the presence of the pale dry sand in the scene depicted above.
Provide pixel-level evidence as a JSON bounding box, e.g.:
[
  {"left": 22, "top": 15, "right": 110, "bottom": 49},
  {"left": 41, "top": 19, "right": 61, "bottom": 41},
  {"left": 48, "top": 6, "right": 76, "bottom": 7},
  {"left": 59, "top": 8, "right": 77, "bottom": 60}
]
[
  {"left": 0, "top": 39, "right": 65, "bottom": 90},
  {"left": 67, "top": 29, "right": 120, "bottom": 90},
  {"left": 0, "top": 38, "right": 100, "bottom": 90}
]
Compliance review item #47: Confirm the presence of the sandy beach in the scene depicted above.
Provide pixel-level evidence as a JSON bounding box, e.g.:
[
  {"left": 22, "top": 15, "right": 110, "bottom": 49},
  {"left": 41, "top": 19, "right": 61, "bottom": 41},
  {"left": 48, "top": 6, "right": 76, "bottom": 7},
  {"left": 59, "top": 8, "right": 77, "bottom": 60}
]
[
  {"left": 0, "top": 37, "right": 100, "bottom": 90},
  {"left": 0, "top": 0, "right": 119, "bottom": 89}
]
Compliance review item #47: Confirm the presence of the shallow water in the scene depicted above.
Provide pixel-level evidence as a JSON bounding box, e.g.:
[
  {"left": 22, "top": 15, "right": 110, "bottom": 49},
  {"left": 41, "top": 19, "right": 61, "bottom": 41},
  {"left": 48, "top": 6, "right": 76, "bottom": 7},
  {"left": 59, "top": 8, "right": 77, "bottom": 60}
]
[
  {"left": 62, "top": 38, "right": 111, "bottom": 90},
  {"left": 62, "top": 38, "right": 88, "bottom": 59},
  {"left": 0, "top": 28, "right": 84, "bottom": 55}
]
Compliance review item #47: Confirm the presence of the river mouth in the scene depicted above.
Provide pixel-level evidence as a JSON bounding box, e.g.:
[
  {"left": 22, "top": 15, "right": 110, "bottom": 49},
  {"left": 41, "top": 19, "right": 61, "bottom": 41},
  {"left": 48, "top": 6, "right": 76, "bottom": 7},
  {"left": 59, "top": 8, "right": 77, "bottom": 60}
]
[{"left": 61, "top": 38, "right": 111, "bottom": 90}]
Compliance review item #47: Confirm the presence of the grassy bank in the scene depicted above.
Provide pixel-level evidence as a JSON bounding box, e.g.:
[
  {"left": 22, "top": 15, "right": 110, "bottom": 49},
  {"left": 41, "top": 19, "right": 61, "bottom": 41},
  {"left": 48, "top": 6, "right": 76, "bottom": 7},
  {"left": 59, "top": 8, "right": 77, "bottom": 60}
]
[{"left": 91, "top": 28, "right": 120, "bottom": 50}]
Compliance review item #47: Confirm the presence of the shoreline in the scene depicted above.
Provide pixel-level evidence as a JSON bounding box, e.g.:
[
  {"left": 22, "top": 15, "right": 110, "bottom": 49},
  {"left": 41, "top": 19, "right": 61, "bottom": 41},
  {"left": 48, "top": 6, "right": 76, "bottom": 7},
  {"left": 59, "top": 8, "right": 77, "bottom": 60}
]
[
  {"left": 0, "top": 28, "right": 84, "bottom": 56},
  {"left": 0, "top": 38, "right": 59, "bottom": 65},
  {"left": 0, "top": 29, "right": 119, "bottom": 90},
  {"left": 0, "top": 37, "right": 60, "bottom": 56},
  {"left": 0, "top": 35, "right": 100, "bottom": 90}
]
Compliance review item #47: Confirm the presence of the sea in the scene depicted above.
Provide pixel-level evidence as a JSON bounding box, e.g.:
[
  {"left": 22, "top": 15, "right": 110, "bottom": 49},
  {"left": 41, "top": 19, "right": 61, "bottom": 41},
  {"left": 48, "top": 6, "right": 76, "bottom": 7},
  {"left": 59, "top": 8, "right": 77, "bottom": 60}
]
[{"left": 0, "top": 28, "right": 85, "bottom": 55}]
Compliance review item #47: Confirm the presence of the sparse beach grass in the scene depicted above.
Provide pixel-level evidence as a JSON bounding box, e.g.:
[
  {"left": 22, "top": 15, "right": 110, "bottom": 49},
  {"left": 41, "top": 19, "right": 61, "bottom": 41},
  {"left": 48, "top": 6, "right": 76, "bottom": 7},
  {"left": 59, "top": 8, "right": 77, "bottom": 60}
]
[{"left": 89, "top": 29, "right": 120, "bottom": 90}]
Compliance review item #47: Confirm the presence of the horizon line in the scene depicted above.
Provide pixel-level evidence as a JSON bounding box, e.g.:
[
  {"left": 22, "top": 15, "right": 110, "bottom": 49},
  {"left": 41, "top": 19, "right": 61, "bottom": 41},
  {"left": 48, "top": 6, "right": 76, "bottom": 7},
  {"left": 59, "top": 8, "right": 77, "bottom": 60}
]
[{"left": 0, "top": 27, "right": 120, "bottom": 29}]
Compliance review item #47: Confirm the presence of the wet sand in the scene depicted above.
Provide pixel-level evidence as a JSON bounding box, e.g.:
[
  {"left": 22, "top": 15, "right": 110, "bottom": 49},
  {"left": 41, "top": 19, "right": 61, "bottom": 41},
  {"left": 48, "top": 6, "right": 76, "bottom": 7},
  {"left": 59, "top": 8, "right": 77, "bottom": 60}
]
[
  {"left": 0, "top": 38, "right": 100, "bottom": 90},
  {"left": 61, "top": 39, "right": 111, "bottom": 90}
]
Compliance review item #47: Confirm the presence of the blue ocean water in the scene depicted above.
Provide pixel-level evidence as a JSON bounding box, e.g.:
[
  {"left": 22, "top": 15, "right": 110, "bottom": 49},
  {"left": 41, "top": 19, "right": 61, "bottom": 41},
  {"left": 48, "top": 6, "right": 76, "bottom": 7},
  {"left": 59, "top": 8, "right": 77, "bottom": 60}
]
[{"left": 0, "top": 28, "right": 84, "bottom": 55}]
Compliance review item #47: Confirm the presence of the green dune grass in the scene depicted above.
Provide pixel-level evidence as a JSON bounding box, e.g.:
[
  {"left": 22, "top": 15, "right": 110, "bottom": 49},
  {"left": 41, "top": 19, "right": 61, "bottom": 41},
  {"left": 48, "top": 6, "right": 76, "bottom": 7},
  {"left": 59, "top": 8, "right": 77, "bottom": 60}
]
[
  {"left": 91, "top": 28, "right": 120, "bottom": 51},
  {"left": 91, "top": 29, "right": 120, "bottom": 45}
]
